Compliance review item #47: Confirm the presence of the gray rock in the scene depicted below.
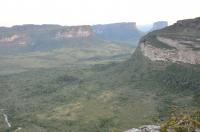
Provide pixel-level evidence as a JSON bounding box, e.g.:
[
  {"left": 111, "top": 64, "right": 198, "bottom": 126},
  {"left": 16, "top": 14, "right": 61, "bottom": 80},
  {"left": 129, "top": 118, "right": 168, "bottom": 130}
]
[
  {"left": 125, "top": 125, "right": 160, "bottom": 132},
  {"left": 125, "top": 125, "right": 200, "bottom": 132},
  {"left": 139, "top": 125, "right": 160, "bottom": 132},
  {"left": 124, "top": 128, "right": 141, "bottom": 132},
  {"left": 196, "top": 129, "right": 200, "bottom": 132}
]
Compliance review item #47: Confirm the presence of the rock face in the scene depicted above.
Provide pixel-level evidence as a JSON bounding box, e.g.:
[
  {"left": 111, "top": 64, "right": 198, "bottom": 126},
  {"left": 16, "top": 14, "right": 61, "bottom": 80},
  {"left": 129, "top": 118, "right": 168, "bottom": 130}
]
[
  {"left": 125, "top": 125, "right": 160, "bottom": 132},
  {"left": 0, "top": 34, "right": 27, "bottom": 47},
  {"left": 55, "top": 25, "right": 92, "bottom": 39},
  {"left": 138, "top": 17, "right": 200, "bottom": 64},
  {"left": 151, "top": 21, "right": 168, "bottom": 31},
  {"left": 0, "top": 25, "right": 92, "bottom": 44}
]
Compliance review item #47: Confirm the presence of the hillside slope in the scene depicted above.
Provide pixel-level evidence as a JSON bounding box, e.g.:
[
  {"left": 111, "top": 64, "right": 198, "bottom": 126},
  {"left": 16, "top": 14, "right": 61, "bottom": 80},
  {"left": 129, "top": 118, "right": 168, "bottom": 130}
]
[
  {"left": 140, "top": 17, "right": 200, "bottom": 64},
  {"left": 118, "top": 17, "right": 200, "bottom": 118}
]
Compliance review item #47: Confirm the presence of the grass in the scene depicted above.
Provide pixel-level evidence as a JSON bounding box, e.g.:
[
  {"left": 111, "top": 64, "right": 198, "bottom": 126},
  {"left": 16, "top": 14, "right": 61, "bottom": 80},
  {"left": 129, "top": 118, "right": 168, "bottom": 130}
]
[
  {"left": 0, "top": 43, "right": 133, "bottom": 75},
  {"left": 0, "top": 49, "right": 199, "bottom": 131},
  {"left": 1, "top": 56, "right": 199, "bottom": 131},
  {"left": 0, "top": 64, "right": 160, "bottom": 132}
]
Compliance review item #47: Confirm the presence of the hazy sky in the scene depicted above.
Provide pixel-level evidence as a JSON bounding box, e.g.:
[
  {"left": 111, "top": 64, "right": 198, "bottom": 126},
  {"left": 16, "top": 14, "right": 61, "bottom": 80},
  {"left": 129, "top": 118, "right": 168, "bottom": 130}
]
[{"left": 0, "top": 0, "right": 199, "bottom": 27}]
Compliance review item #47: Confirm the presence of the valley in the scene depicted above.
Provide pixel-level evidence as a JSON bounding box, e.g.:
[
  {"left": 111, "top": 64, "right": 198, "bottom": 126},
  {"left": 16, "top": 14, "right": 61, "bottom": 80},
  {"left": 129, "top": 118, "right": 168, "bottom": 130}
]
[
  {"left": 0, "top": 17, "right": 200, "bottom": 132},
  {"left": 0, "top": 44, "right": 133, "bottom": 75}
]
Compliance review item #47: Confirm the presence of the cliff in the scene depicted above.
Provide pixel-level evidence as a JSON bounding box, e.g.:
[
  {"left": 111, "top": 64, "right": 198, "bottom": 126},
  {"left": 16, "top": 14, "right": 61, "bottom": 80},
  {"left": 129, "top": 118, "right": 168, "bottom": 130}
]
[
  {"left": 0, "top": 22, "right": 144, "bottom": 54},
  {"left": 137, "top": 17, "right": 200, "bottom": 64},
  {"left": 55, "top": 25, "right": 92, "bottom": 39},
  {"left": 0, "top": 25, "right": 94, "bottom": 53},
  {"left": 123, "top": 17, "right": 200, "bottom": 132}
]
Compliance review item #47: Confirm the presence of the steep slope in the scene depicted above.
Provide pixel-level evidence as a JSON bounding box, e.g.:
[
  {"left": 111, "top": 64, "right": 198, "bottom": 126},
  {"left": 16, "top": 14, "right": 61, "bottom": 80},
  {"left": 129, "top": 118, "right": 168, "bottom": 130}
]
[
  {"left": 140, "top": 18, "right": 200, "bottom": 64},
  {"left": 101, "top": 17, "right": 200, "bottom": 126},
  {"left": 124, "top": 18, "right": 200, "bottom": 132},
  {"left": 119, "top": 17, "right": 200, "bottom": 119}
]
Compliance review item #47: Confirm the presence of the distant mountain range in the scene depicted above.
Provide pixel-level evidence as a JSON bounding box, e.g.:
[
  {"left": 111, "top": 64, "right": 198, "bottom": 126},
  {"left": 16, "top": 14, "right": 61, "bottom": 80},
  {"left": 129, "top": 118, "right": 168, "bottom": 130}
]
[
  {"left": 92, "top": 22, "right": 143, "bottom": 45},
  {"left": 0, "top": 23, "right": 141, "bottom": 54},
  {"left": 0, "top": 21, "right": 169, "bottom": 54},
  {"left": 0, "top": 25, "right": 98, "bottom": 54}
]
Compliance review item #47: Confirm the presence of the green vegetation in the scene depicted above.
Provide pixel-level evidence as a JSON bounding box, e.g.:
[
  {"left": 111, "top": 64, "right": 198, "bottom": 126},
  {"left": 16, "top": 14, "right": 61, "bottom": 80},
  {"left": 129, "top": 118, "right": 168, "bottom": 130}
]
[
  {"left": 160, "top": 107, "right": 200, "bottom": 132},
  {"left": 0, "top": 18, "right": 200, "bottom": 131},
  {"left": 0, "top": 48, "right": 199, "bottom": 131},
  {"left": 0, "top": 65, "right": 158, "bottom": 131},
  {"left": 0, "top": 43, "right": 133, "bottom": 75}
]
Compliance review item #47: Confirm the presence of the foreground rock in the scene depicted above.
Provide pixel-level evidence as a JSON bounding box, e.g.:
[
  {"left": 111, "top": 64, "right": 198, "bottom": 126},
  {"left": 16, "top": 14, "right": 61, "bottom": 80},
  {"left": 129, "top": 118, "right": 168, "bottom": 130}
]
[
  {"left": 125, "top": 126, "right": 200, "bottom": 132},
  {"left": 125, "top": 125, "right": 160, "bottom": 132}
]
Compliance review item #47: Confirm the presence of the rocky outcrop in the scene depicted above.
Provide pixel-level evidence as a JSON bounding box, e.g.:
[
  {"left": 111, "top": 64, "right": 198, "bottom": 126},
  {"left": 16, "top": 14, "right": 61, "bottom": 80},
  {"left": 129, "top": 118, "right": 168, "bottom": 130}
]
[
  {"left": 125, "top": 125, "right": 200, "bottom": 132},
  {"left": 0, "top": 34, "right": 27, "bottom": 47},
  {"left": 0, "top": 35, "right": 20, "bottom": 43},
  {"left": 55, "top": 25, "right": 92, "bottom": 39},
  {"left": 125, "top": 125, "right": 160, "bottom": 132},
  {"left": 138, "top": 17, "right": 200, "bottom": 64},
  {"left": 151, "top": 21, "right": 168, "bottom": 31},
  {"left": 140, "top": 36, "right": 200, "bottom": 64}
]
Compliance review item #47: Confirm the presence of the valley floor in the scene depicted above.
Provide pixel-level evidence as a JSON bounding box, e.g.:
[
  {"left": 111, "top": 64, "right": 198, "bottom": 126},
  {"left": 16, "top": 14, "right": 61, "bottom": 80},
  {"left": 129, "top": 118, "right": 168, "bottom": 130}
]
[
  {"left": 0, "top": 64, "right": 159, "bottom": 132},
  {"left": 0, "top": 48, "right": 199, "bottom": 132}
]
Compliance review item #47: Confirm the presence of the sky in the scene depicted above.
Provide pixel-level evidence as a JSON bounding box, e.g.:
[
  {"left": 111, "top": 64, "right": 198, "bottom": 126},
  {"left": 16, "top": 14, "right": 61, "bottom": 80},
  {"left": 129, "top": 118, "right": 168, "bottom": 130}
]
[{"left": 0, "top": 0, "right": 199, "bottom": 27}]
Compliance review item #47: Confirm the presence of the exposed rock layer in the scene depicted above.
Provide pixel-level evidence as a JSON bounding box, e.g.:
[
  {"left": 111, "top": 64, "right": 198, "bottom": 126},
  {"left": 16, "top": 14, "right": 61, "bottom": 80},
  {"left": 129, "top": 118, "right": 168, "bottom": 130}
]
[
  {"left": 125, "top": 125, "right": 160, "bottom": 132},
  {"left": 138, "top": 17, "right": 200, "bottom": 64}
]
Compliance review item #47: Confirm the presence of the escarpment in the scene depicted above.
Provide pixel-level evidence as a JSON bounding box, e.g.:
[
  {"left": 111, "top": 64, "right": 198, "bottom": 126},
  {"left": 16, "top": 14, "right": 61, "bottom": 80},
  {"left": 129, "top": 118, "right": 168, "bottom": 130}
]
[
  {"left": 138, "top": 17, "right": 200, "bottom": 64},
  {"left": 0, "top": 25, "right": 94, "bottom": 53},
  {"left": 55, "top": 25, "right": 92, "bottom": 39}
]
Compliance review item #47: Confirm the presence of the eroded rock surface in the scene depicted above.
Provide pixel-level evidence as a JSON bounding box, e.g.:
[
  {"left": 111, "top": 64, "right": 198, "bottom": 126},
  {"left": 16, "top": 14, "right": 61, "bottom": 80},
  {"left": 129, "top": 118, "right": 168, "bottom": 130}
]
[
  {"left": 55, "top": 25, "right": 92, "bottom": 39},
  {"left": 139, "top": 17, "right": 200, "bottom": 64},
  {"left": 125, "top": 125, "right": 160, "bottom": 132},
  {"left": 140, "top": 36, "right": 200, "bottom": 64}
]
